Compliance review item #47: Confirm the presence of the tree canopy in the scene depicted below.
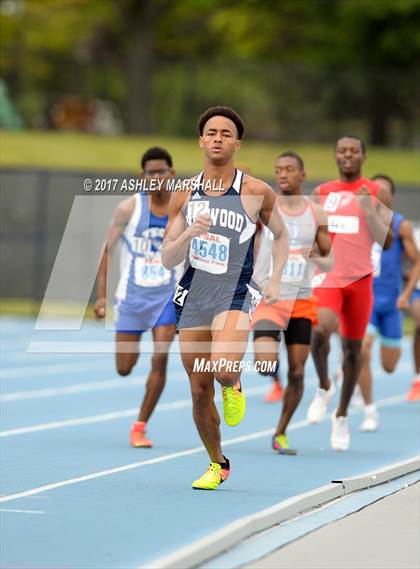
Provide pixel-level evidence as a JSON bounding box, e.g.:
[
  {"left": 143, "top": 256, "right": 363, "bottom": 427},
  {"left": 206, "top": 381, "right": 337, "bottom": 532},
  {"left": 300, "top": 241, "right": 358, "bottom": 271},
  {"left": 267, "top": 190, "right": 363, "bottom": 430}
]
[{"left": 1, "top": 0, "right": 419, "bottom": 144}]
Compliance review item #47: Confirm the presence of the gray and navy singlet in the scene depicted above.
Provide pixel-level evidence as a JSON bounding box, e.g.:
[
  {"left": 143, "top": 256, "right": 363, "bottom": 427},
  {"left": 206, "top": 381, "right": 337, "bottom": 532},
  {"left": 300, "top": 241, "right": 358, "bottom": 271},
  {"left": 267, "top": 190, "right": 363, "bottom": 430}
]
[{"left": 173, "top": 169, "right": 261, "bottom": 327}]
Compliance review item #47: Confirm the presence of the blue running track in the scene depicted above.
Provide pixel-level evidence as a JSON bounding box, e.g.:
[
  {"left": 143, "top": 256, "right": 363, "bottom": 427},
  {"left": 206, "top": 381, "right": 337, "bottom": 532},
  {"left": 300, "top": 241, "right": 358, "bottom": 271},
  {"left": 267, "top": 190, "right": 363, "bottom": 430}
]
[{"left": 1, "top": 317, "right": 419, "bottom": 568}]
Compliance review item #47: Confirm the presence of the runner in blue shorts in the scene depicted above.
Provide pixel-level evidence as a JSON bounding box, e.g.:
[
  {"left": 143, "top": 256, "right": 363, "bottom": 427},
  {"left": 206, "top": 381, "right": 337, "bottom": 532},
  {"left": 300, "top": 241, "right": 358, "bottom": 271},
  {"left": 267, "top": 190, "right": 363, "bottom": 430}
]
[
  {"left": 357, "top": 174, "right": 420, "bottom": 430},
  {"left": 94, "top": 147, "right": 178, "bottom": 448},
  {"left": 162, "top": 106, "right": 288, "bottom": 490}
]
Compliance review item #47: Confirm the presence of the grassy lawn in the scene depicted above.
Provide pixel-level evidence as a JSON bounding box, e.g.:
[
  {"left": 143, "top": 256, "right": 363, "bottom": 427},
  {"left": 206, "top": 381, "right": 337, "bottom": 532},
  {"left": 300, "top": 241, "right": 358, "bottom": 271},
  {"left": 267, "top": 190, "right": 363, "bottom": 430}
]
[{"left": 1, "top": 130, "right": 418, "bottom": 183}]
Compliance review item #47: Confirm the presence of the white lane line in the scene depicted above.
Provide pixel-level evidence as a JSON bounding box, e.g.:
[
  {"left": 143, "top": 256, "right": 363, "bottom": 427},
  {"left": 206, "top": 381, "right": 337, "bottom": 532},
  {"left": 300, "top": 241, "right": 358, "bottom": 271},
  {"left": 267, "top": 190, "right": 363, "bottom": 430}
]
[
  {"left": 0, "top": 390, "right": 409, "bottom": 438},
  {"left": 26, "top": 341, "right": 180, "bottom": 354},
  {"left": 2, "top": 360, "right": 116, "bottom": 379},
  {"left": 1, "top": 357, "right": 236, "bottom": 383},
  {"left": 0, "top": 446, "right": 206, "bottom": 504},
  {"left": 0, "top": 393, "right": 410, "bottom": 504},
  {"left": 26, "top": 337, "right": 414, "bottom": 352},
  {"left": 1, "top": 373, "right": 186, "bottom": 402},
  {"left": 1, "top": 355, "right": 410, "bottom": 404},
  {"left": 2, "top": 358, "right": 411, "bottom": 402},
  {"left": 0, "top": 402, "right": 184, "bottom": 437},
  {"left": 0, "top": 508, "right": 45, "bottom": 514},
  {"left": 1, "top": 378, "right": 146, "bottom": 402},
  {"left": 375, "top": 393, "right": 408, "bottom": 408},
  {"left": 2, "top": 351, "right": 104, "bottom": 364},
  {"left": 0, "top": 386, "right": 266, "bottom": 437},
  {"left": 0, "top": 408, "right": 139, "bottom": 437}
]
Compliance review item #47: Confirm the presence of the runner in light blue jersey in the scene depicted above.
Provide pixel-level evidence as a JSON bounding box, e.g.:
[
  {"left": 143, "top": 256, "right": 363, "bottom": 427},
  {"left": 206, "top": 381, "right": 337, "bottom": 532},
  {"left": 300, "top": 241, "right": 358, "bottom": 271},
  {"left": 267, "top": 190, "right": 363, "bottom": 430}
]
[{"left": 94, "top": 147, "right": 178, "bottom": 448}]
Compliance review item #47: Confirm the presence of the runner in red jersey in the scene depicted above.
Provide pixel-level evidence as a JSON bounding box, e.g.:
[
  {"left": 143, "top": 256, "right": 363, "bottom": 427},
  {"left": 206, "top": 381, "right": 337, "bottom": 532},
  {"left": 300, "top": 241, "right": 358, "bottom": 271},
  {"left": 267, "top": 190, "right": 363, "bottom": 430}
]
[{"left": 307, "top": 136, "right": 393, "bottom": 451}]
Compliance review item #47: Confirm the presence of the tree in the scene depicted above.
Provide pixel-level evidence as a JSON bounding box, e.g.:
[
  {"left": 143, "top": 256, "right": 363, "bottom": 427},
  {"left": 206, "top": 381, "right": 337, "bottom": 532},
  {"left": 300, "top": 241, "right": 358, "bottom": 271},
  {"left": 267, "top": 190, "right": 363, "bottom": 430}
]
[{"left": 1, "top": 0, "right": 419, "bottom": 143}]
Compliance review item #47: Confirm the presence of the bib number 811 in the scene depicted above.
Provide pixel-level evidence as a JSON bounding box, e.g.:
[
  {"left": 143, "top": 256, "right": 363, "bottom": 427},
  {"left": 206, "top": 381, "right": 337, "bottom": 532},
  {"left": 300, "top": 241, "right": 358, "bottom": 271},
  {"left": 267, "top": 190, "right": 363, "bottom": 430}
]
[{"left": 281, "top": 254, "right": 306, "bottom": 283}]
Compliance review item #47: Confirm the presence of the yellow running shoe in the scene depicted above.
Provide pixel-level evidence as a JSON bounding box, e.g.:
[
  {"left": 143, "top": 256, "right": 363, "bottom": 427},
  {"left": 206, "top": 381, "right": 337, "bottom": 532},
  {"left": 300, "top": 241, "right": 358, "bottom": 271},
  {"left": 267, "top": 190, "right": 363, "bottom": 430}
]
[
  {"left": 222, "top": 382, "right": 246, "bottom": 426},
  {"left": 272, "top": 434, "right": 297, "bottom": 455},
  {"left": 192, "top": 459, "right": 230, "bottom": 490}
]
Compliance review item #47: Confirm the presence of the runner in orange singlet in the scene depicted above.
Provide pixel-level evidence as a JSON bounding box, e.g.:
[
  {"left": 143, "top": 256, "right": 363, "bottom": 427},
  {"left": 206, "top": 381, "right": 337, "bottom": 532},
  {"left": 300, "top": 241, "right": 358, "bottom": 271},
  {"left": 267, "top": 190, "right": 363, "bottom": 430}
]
[
  {"left": 307, "top": 136, "right": 393, "bottom": 451},
  {"left": 251, "top": 152, "right": 331, "bottom": 454}
]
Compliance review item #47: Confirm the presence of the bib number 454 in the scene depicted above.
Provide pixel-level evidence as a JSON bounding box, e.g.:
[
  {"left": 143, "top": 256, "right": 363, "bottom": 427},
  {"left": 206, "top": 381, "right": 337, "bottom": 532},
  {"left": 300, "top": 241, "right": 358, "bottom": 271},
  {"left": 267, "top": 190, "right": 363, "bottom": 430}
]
[{"left": 189, "top": 233, "right": 230, "bottom": 275}]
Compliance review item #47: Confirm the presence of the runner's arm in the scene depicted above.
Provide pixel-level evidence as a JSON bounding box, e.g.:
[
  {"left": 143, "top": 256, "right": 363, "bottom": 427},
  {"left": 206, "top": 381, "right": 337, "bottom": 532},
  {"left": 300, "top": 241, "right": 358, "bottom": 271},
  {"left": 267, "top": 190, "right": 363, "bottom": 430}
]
[
  {"left": 94, "top": 197, "right": 134, "bottom": 318},
  {"left": 259, "top": 185, "right": 289, "bottom": 303},
  {"left": 358, "top": 185, "right": 394, "bottom": 250},
  {"left": 253, "top": 220, "right": 263, "bottom": 256},
  {"left": 252, "top": 223, "right": 272, "bottom": 289},
  {"left": 310, "top": 203, "right": 334, "bottom": 272},
  {"left": 375, "top": 185, "right": 394, "bottom": 250},
  {"left": 161, "top": 191, "right": 212, "bottom": 269},
  {"left": 397, "top": 220, "right": 420, "bottom": 309}
]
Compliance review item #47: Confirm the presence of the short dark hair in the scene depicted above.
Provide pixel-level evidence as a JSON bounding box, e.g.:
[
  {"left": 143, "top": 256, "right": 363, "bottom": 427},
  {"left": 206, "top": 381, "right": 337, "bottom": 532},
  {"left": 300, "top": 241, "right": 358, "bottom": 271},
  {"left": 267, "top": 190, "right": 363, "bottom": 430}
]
[
  {"left": 198, "top": 106, "right": 245, "bottom": 139},
  {"left": 336, "top": 135, "right": 366, "bottom": 155},
  {"left": 277, "top": 151, "right": 305, "bottom": 171},
  {"left": 373, "top": 173, "right": 396, "bottom": 195},
  {"left": 141, "top": 147, "right": 173, "bottom": 169}
]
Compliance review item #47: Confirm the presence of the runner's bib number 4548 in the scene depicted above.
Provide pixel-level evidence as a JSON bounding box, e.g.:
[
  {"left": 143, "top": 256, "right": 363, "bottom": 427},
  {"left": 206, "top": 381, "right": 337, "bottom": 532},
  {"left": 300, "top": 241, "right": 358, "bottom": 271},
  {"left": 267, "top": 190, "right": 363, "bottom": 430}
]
[{"left": 189, "top": 232, "right": 230, "bottom": 274}]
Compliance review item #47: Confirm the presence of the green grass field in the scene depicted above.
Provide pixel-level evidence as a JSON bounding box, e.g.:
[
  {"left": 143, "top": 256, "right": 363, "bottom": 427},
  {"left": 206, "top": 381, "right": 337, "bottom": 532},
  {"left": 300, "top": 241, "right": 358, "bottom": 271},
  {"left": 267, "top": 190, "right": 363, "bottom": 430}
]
[{"left": 1, "top": 130, "right": 418, "bottom": 183}]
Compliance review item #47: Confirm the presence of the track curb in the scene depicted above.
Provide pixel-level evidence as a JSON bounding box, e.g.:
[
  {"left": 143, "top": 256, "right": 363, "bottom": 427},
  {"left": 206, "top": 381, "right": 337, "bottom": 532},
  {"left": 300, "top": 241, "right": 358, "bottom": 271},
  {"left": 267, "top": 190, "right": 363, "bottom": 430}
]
[{"left": 145, "top": 455, "right": 420, "bottom": 569}]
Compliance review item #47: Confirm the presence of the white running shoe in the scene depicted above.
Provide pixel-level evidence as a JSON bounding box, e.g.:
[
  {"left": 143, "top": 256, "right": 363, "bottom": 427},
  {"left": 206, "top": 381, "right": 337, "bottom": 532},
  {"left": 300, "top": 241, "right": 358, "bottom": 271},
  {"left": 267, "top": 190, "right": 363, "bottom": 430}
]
[
  {"left": 351, "top": 384, "right": 364, "bottom": 410},
  {"left": 359, "top": 406, "right": 379, "bottom": 432},
  {"left": 333, "top": 368, "right": 343, "bottom": 387},
  {"left": 307, "top": 383, "right": 336, "bottom": 424},
  {"left": 331, "top": 412, "right": 350, "bottom": 451}
]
